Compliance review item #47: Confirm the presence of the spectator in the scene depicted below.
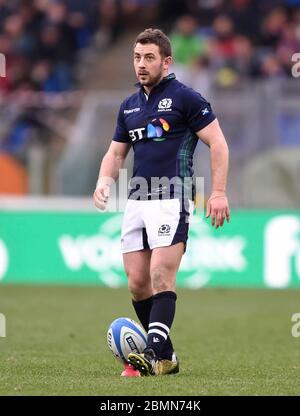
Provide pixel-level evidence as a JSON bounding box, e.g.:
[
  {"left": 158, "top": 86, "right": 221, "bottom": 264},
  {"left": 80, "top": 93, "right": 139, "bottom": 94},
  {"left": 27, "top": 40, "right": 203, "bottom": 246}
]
[
  {"left": 171, "top": 15, "right": 206, "bottom": 66},
  {"left": 276, "top": 23, "right": 300, "bottom": 74},
  {"left": 259, "top": 8, "right": 288, "bottom": 50}
]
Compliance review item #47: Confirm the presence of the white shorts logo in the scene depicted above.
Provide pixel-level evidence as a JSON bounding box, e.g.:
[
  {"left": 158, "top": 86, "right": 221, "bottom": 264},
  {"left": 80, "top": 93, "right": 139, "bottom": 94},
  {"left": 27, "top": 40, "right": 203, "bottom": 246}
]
[{"left": 158, "top": 224, "right": 171, "bottom": 236}]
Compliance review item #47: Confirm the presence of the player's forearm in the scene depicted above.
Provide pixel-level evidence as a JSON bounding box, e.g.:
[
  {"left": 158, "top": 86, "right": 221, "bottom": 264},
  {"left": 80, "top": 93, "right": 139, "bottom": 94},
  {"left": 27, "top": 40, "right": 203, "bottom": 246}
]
[
  {"left": 209, "top": 140, "right": 229, "bottom": 195},
  {"left": 97, "top": 152, "right": 125, "bottom": 188}
]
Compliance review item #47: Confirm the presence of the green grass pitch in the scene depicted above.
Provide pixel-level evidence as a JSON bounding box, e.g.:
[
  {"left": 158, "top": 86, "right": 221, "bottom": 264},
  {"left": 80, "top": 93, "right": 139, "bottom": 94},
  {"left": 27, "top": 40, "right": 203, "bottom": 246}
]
[{"left": 0, "top": 285, "right": 300, "bottom": 396}]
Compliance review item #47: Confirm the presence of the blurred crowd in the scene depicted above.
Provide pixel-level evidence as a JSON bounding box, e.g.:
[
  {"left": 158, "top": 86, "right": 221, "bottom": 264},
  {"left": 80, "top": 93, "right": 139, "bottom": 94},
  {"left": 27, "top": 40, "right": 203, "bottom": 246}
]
[
  {"left": 0, "top": 0, "right": 299, "bottom": 93},
  {"left": 0, "top": 0, "right": 157, "bottom": 94},
  {"left": 168, "top": 0, "right": 300, "bottom": 90},
  {"left": 0, "top": 0, "right": 130, "bottom": 94},
  {"left": 0, "top": 0, "right": 160, "bottom": 194},
  {"left": 0, "top": 0, "right": 94, "bottom": 94},
  {"left": 0, "top": 0, "right": 299, "bottom": 194}
]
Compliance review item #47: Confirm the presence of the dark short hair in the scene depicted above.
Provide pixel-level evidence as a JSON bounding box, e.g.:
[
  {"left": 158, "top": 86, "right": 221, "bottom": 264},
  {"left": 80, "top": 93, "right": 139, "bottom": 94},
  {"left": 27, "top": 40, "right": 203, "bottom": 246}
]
[{"left": 134, "top": 28, "right": 172, "bottom": 58}]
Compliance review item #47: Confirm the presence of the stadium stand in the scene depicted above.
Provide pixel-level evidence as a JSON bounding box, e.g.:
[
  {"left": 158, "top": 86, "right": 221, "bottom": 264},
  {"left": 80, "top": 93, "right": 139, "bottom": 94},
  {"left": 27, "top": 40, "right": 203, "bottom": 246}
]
[{"left": 0, "top": 0, "right": 299, "bottom": 206}]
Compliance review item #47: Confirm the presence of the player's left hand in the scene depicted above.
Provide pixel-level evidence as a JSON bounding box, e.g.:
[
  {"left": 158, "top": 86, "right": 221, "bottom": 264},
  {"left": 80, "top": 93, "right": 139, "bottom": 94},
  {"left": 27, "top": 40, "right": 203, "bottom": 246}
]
[
  {"left": 206, "top": 193, "right": 230, "bottom": 228},
  {"left": 93, "top": 184, "right": 110, "bottom": 211}
]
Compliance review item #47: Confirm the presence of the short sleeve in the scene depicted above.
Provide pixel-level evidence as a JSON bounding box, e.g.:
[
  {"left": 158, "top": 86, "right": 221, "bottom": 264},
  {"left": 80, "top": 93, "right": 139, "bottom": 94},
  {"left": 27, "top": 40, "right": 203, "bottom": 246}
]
[
  {"left": 182, "top": 87, "right": 216, "bottom": 132},
  {"left": 112, "top": 102, "right": 130, "bottom": 143}
]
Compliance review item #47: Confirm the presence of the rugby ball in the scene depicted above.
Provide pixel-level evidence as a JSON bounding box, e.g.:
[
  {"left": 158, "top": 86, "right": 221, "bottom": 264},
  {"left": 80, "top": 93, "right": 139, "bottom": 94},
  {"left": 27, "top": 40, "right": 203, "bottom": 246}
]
[{"left": 107, "top": 317, "right": 147, "bottom": 364}]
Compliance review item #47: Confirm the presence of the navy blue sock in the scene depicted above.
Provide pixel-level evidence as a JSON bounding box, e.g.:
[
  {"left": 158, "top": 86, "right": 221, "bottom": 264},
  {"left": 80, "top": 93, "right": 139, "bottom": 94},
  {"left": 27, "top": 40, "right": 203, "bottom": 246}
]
[
  {"left": 146, "top": 291, "right": 177, "bottom": 357},
  {"left": 132, "top": 296, "right": 153, "bottom": 331},
  {"left": 132, "top": 296, "right": 174, "bottom": 360}
]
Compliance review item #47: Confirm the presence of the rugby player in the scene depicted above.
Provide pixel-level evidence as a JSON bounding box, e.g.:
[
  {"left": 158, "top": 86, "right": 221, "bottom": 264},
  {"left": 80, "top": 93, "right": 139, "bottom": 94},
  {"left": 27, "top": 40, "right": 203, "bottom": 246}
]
[{"left": 94, "top": 28, "right": 230, "bottom": 376}]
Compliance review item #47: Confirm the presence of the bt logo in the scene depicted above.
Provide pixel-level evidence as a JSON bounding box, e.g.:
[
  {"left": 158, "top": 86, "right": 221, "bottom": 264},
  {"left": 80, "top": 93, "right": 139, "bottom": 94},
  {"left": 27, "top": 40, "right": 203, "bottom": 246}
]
[
  {"left": 129, "top": 118, "right": 170, "bottom": 143},
  {"left": 129, "top": 127, "right": 145, "bottom": 142},
  {"left": 147, "top": 118, "right": 170, "bottom": 142}
]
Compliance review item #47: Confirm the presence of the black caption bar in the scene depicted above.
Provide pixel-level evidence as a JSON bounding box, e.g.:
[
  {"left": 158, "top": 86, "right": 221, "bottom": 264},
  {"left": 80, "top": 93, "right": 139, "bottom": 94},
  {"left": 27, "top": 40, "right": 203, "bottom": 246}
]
[{"left": 0, "top": 396, "right": 298, "bottom": 415}]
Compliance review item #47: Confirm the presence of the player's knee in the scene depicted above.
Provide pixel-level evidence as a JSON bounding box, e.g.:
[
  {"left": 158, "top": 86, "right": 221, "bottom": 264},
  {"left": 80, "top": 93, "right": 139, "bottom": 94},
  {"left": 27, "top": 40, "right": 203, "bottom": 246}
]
[
  {"left": 128, "top": 282, "right": 150, "bottom": 300},
  {"left": 127, "top": 275, "right": 150, "bottom": 299},
  {"left": 150, "top": 266, "right": 173, "bottom": 293}
]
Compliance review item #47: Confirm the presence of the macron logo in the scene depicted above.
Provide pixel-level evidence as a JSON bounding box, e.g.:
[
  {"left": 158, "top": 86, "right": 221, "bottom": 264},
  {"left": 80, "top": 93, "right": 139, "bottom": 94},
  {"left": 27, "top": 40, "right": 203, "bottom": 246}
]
[
  {"left": 202, "top": 108, "right": 209, "bottom": 116},
  {"left": 124, "top": 108, "right": 140, "bottom": 114}
]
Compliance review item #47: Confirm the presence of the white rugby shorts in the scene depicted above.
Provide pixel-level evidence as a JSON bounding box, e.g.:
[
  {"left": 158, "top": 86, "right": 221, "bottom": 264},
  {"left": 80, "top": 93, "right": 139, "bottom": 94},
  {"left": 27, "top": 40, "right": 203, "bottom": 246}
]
[{"left": 121, "top": 198, "right": 194, "bottom": 253}]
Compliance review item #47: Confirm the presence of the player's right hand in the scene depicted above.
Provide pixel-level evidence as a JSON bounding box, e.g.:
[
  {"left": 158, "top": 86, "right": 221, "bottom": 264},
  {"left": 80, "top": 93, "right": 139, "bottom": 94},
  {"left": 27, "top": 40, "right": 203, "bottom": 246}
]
[{"left": 93, "top": 184, "right": 110, "bottom": 211}]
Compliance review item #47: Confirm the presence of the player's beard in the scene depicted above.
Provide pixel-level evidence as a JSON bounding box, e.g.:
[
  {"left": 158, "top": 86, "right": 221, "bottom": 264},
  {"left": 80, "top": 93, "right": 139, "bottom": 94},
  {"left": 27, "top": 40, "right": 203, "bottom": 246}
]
[{"left": 139, "top": 64, "right": 164, "bottom": 88}]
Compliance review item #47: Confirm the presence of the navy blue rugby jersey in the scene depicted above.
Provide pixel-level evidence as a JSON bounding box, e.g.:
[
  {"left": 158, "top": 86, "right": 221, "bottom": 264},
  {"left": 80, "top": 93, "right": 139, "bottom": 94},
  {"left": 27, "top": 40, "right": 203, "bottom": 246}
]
[{"left": 112, "top": 73, "right": 216, "bottom": 199}]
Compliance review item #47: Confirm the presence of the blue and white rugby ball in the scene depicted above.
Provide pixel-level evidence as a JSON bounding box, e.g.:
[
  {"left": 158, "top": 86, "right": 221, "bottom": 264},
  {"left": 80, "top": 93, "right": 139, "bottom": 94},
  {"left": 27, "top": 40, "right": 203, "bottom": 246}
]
[{"left": 107, "top": 317, "right": 147, "bottom": 364}]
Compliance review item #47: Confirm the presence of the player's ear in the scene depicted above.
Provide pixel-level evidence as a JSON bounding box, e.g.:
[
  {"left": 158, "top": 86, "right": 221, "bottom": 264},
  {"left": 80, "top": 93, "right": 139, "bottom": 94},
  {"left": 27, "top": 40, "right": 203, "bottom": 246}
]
[{"left": 164, "top": 55, "right": 173, "bottom": 69}]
